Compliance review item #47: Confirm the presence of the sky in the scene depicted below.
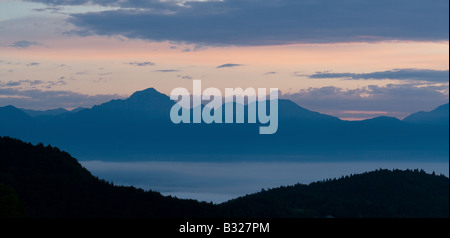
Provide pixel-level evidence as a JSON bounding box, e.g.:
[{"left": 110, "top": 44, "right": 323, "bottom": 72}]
[{"left": 0, "top": 0, "right": 448, "bottom": 119}]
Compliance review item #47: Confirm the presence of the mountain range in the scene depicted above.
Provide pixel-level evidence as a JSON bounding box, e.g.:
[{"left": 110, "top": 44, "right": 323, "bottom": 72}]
[{"left": 0, "top": 88, "right": 448, "bottom": 161}]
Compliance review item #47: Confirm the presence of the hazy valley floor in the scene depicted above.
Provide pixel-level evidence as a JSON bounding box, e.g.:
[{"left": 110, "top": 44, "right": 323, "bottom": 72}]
[{"left": 81, "top": 160, "right": 449, "bottom": 203}]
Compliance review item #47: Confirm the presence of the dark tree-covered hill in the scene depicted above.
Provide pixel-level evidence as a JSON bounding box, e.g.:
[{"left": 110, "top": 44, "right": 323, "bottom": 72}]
[
  {"left": 0, "top": 184, "right": 26, "bottom": 218},
  {"left": 221, "top": 169, "right": 449, "bottom": 218},
  {"left": 0, "top": 137, "right": 217, "bottom": 218}
]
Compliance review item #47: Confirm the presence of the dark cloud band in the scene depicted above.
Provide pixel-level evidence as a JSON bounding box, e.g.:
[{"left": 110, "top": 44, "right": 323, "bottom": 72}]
[
  {"left": 308, "top": 69, "right": 449, "bottom": 83},
  {"left": 26, "top": 0, "right": 449, "bottom": 45}
]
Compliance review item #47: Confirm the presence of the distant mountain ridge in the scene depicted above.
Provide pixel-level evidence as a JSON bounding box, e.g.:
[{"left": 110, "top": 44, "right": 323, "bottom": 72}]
[
  {"left": 0, "top": 88, "right": 448, "bottom": 161},
  {"left": 22, "top": 108, "right": 69, "bottom": 117},
  {"left": 403, "top": 103, "right": 449, "bottom": 126}
]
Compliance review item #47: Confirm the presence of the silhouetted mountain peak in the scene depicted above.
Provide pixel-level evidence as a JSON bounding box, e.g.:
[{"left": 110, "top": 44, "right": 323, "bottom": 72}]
[
  {"left": 0, "top": 105, "right": 32, "bottom": 126},
  {"left": 0, "top": 105, "right": 31, "bottom": 118},
  {"left": 403, "top": 103, "right": 449, "bottom": 126},
  {"left": 1, "top": 105, "right": 19, "bottom": 111},
  {"left": 129, "top": 88, "right": 170, "bottom": 102},
  {"left": 86, "top": 88, "right": 174, "bottom": 117},
  {"left": 434, "top": 103, "right": 449, "bottom": 112}
]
